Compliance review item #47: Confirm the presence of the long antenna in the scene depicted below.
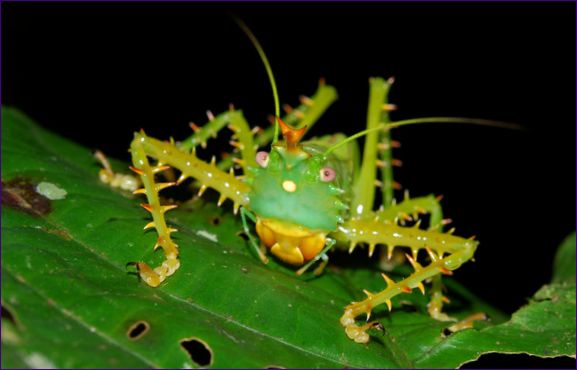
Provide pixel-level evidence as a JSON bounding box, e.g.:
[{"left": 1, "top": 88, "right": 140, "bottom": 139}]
[
  {"left": 234, "top": 17, "right": 281, "bottom": 144},
  {"left": 324, "top": 117, "right": 522, "bottom": 155}
]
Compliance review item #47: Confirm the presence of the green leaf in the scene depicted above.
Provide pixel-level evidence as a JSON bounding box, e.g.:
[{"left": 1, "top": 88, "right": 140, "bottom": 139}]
[
  {"left": 417, "top": 283, "right": 575, "bottom": 367},
  {"left": 416, "top": 234, "right": 576, "bottom": 367},
  {"left": 2, "top": 107, "right": 574, "bottom": 368}
]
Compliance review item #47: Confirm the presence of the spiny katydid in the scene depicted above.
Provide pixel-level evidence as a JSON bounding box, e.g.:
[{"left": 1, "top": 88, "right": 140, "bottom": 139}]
[{"left": 97, "top": 19, "right": 517, "bottom": 344}]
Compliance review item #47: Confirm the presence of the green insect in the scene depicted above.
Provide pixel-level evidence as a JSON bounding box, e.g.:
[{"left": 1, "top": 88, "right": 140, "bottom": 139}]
[{"left": 99, "top": 20, "right": 513, "bottom": 344}]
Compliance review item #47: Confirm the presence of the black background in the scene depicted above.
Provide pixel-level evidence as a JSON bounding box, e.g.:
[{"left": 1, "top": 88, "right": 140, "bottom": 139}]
[{"left": 3, "top": 2, "right": 576, "bottom": 367}]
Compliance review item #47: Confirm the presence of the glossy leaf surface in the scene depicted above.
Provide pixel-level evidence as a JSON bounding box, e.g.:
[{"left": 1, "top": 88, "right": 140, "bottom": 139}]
[{"left": 2, "top": 108, "right": 574, "bottom": 368}]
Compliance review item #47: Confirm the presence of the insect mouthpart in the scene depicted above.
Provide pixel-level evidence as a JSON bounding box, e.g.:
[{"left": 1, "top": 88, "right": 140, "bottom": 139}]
[{"left": 255, "top": 218, "right": 327, "bottom": 266}]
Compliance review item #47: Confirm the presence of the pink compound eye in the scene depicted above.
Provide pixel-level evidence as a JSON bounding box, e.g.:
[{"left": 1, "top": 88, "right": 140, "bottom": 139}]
[
  {"left": 256, "top": 151, "right": 269, "bottom": 167},
  {"left": 320, "top": 167, "right": 336, "bottom": 182}
]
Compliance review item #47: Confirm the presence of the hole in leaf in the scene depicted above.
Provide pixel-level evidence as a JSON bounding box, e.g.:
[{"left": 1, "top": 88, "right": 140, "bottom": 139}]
[
  {"left": 1, "top": 305, "right": 17, "bottom": 326},
  {"left": 442, "top": 327, "right": 453, "bottom": 337},
  {"left": 127, "top": 320, "right": 150, "bottom": 340},
  {"left": 210, "top": 216, "right": 221, "bottom": 226},
  {"left": 265, "top": 366, "right": 285, "bottom": 369},
  {"left": 180, "top": 338, "right": 212, "bottom": 367},
  {"left": 236, "top": 231, "right": 249, "bottom": 241}
]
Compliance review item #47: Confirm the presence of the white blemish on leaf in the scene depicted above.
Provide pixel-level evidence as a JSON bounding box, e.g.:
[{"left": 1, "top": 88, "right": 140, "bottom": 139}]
[
  {"left": 36, "top": 182, "right": 67, "bottom": 200},
  {"left": 25, "top": 352, "right": 56, "bottom": 369},
  {"left": 196, "top": 230, "right": 218, "bottom": 242}
]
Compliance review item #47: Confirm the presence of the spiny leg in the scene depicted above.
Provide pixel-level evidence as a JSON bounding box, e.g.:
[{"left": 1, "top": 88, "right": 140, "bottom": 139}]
[
  {"left": 225, "top": 81, "right": 338, "bottom": 171},
  {"left": 336, "top": 216, "right": 478, "bottom": 343},
  {"left": 343, "top": 195, "right": 446, "bottom": 259},
  {"left": 351, "top": 77, "right": 395, "bottom": 217},
  {"left": 179, "top": 109, "right": 237, "bottom": 152},
  {"left": 130, "top": 137, "right": 180, "bottom": 287},
  {"left": 129, "top": 131, "right": 250, "bottom": 286},
  {"left": 177, "top": 81, "right": 337, "bottom": 175},
  {"left": 375, "top": 193, "right": 445, "bottom": 235},
  {"left": 375, "top": 193, "right": 453, "bottom": 319},
  {"left": 376, "top": 78, "right": 398, "bottom": 208},
  {"left": 258, "top": 80, "right": 338, "bottom": 146},
  {"left": 428, "top": 274, "right": 453, "bottom": 321},
  {"left": 349, "top": 78, "right": 455, "bottom": 323},
  {"left": 227, "top": 109, "right": 259, "bottom": 172},
  {"left": 369, "top": 165, "right": 486, "bottom": 331},
  {"left": 240, "top": 207, "right": 269, "bottom": 264},
  {"left": 350, "top": 124, "right": 459, "bottom": 324},
  {"left": 174, "top": 107, "right": 260, "bottom": 202},
  {"left": 136, "top": 131, "right": 250, "bottom": 211}
]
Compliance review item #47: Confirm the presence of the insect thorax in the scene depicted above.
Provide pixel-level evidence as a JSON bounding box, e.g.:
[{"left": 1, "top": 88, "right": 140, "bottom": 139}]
[{"left": 247, "top": 145, "right": 347, "bottom": 232}]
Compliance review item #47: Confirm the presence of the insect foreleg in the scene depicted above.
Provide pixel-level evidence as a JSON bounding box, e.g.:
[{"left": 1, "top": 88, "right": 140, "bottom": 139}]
[
  {"left": 129, "top": 136, "right": 180, "bottom": 287},
  {"left": 136, "top": 131, "right": 250, "bottom": 210},
  {"left": 336, "top": 217, "right": 478, "bottom": 343},
  {"left": 296, "top": 238, "right": 336, "bottom": 276},
  {"left": 129, "top": 130, "right": 251, "bottom": 286},
  {"left": 240, "top": 207, "right": 269, "bottom": 264}
]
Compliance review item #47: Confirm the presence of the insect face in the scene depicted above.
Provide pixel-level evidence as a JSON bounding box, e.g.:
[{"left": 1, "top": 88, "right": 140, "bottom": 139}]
[{"left": 248, "top": 146, "right": 346, "bottom": 265}]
